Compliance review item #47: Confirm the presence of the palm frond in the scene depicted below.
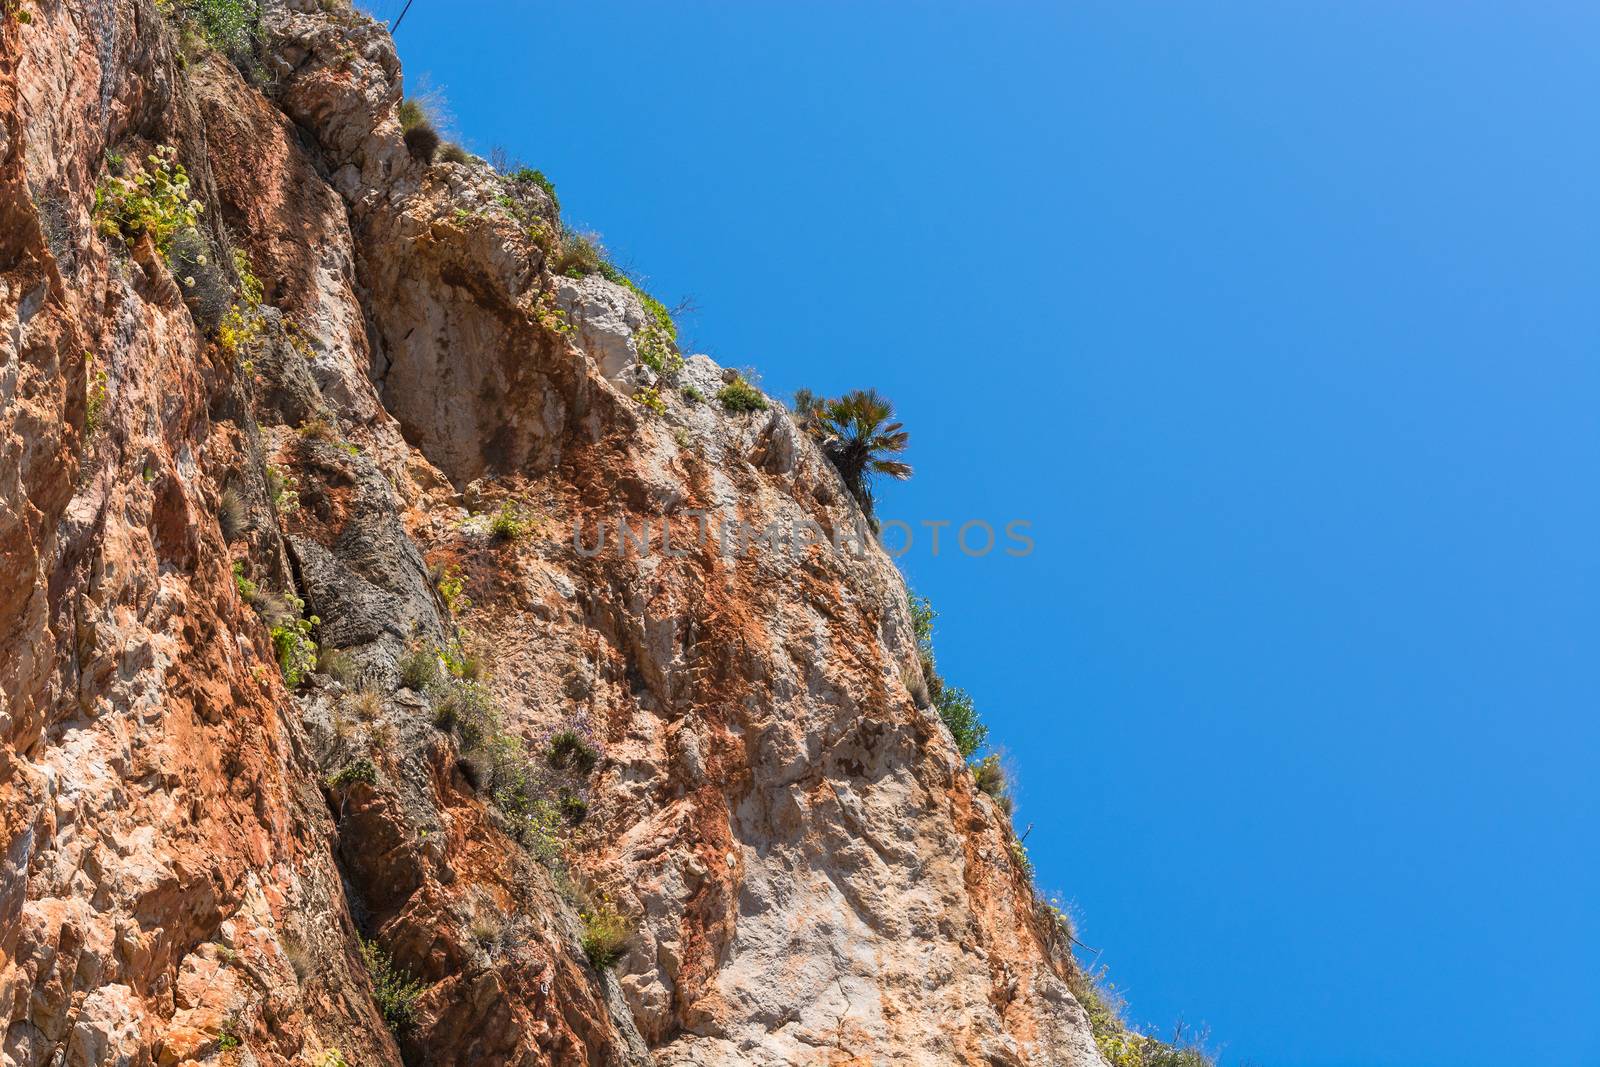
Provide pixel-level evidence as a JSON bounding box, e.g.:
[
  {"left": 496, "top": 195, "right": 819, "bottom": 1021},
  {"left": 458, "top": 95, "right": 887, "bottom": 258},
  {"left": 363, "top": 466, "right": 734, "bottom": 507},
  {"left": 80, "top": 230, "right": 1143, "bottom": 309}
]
[{"left": 806, "top": 387, "right": 913, "bottom": 512}]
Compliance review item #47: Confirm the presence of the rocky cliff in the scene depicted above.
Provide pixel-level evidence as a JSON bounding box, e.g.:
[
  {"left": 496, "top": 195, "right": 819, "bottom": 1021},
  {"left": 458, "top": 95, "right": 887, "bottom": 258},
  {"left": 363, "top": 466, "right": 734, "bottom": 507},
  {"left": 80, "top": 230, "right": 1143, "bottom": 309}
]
[{"left": 0, "top": 3, "right": 1117, "bottom": 1065}]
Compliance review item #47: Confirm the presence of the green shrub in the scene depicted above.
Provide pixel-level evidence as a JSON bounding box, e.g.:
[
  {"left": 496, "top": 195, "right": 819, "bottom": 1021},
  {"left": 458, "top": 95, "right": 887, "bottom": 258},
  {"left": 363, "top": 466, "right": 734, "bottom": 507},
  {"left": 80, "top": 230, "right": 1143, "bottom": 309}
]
[
  {"left": 433, "top": 563, "right": 471, "bottom": 616},
  {"left": 93, "top": 145, "right": 200, "bottom": 256},
  {"left": 433, "top": 682, "right": 597, "bottom": 864},
  {"left": 269, "top": 598, "right": 318, "bottom": 687},
  {"left": 510, "top": 167, "right": 560, "bottom": 213},
  {"left": 488, "top": 500, "right": 532, "bottom": 542},
  {"left": 168, "top": 0, "right": 261, "bottom": 58},
  {"left": 791, "top": 388, "right": 828, "bottom": 436},
  {"left": 558, "top": 787, "right": 589, "bottom": 823},
  {"left": 434, "top": 679, "right": 497, "bottom": 748},
  {"left": 554, "top": 229, "right": 603, "bottom": 277},
  {"left": 971, "top": 753, "right": 1011, "bottom": 814},
  {"left": 438, "top": 142, "right": 472, "bottom": 165},
  {"left": 598, "top": 265, "right": 676, "bottom": 341},
  {"left": 547, "top": 729, "right": 599, "bottom": 775},
  {"left": 83, "top": 354, "right": 107, "bottom": 436},
  {"left": 481, "top": 732, "right": 566, "bottom": 859},
  {"left": 1008, "top": 837, "right": 1033, "bottom": 877},
  {"left": 358, "top": 937, "right": 425, "bottom": 1033},
  {"left": 218, "top": 249, "right": 266, "bottom": 359},
  {"left": 909, "top": 594, "right": 936, "bottom": 649},
  {"left": 716, "top": 374, "right": 767, "bottom": 413},
  {"left": 635, "top": 324, "right": 682, "bottom": 377},
  {"left": 907, "top": 592, "right": 993, "bottom": 762},
  {"left": 397, "top": 98, "right": 427, "bottom": 131},
  {"left": 398, "top": 645, "right": 441, "bottom": 691},
  {"left": 681, "top": 385, "right": 704, "bottom": 404},
  {"left": 231, "top": 561, "right": 258, "bottom": 603},
  {"left": 937, "top": 686, "right": 987, "bottom": 761},
  {"left": 1073, "top": 969, "right": 1215, "bottom": 1067},
  {"left": 579, "top": 899, "right": 628, "bottom": 969},
  {"left": 328, "top": 758, "right": 377, "bottom": 789},
  {"left": 633, "top": 385, "right": 666, "bottom": 416},
  {"left": 266, "top": 464, "right": 298, "bottom": 513},
  {"left": 439, "top": 638, "right": 479, "bottom": 680}
]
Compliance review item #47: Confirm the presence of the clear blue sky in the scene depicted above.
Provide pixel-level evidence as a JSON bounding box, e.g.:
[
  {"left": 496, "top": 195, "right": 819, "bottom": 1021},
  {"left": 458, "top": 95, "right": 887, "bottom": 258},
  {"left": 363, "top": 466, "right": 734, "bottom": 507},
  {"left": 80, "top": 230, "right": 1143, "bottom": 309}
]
[{"left": 361, "top": 3, "right": 1599, "bottom": 1064}]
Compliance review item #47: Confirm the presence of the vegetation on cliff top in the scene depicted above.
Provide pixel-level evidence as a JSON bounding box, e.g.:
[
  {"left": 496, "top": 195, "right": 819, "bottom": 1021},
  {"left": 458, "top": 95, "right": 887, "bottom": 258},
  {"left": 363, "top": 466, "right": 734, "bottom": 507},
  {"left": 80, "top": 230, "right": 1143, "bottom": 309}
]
[{"left": 716, "top": 373, "right": 768, "bottom": 414}]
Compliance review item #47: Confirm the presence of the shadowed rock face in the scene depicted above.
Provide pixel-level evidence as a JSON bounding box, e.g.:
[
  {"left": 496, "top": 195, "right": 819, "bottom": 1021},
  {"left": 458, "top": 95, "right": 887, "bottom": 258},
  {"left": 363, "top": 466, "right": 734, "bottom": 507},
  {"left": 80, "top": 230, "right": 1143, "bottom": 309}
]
[{"left": 0, "top": 3, "right": 1104, "bottom": 1066}]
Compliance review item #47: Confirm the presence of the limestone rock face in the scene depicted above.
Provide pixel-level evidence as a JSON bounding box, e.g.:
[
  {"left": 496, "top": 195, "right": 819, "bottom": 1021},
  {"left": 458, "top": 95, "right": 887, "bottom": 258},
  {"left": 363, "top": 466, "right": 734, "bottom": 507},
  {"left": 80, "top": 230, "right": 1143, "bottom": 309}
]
[
  {"left": 0, "top": 3, "right": 1107, "bottom": 1065},
  {"left": 553, "top": 275, "right": 654, "bottom": 385}
]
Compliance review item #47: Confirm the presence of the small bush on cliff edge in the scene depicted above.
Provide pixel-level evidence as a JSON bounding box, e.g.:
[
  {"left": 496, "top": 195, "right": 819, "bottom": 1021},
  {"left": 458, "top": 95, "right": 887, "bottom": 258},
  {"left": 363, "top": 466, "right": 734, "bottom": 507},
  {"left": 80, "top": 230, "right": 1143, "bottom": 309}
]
[
  {"left": 971, "top": 752, "right": 1011, "bottom": 813},
  {"left": 553, "top": 228, "right": 604, "bottom": 277},
  {"left": 717, "top": 373, "right": 767, "bottom": 414},
  {"left": 404, "top": 123, "right": 441, "bottom": 164},
  {"left": 937, "top": 686, "right": 988, "bottom": 762},
  {"left": 218, "top": 249, "right": 266, "bottom": 358},
  {"left": 1068, "top": 964, "right": 1215, "bottom": 1067},
  {"left": 907, "top": 593, "right": 991, "bottom": 762},
  {"left": 231, "top": 562, "right": 257, "bottom": 603},
  {"left": 398, "top": 96, "right": 445, "bottom": 164},
  {"left": 488, "top": 500, "right": 533, "bottom": 543},
  {"left": 83, "top": 353, "right": 108, "bottom": 437},
  {"left": 510, "top": 166, "right": 560, "bottom": 213}
]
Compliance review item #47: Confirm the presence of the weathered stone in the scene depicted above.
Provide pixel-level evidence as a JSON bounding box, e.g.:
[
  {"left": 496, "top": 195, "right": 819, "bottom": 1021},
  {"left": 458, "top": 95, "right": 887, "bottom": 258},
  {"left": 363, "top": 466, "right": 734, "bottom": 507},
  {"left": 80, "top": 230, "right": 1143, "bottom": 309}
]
[{"left": 0, "top": 2, "right": 1109, "bottom": 1065}]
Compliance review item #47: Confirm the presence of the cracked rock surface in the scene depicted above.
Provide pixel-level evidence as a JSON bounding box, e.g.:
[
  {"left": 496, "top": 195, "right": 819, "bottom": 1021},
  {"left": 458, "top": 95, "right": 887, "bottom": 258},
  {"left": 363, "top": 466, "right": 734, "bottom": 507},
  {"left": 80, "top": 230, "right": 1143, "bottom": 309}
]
[{"left": 0, "top": 3, "right": 1105, "bottom": 1065}]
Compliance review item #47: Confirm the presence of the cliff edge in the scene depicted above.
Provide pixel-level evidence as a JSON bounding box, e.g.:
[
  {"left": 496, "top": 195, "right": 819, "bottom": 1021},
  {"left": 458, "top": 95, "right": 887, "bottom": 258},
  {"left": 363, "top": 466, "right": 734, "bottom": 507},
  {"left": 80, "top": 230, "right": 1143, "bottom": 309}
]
[{"left": 0, "top": 3, "right": 1133, "bottom": 1065}]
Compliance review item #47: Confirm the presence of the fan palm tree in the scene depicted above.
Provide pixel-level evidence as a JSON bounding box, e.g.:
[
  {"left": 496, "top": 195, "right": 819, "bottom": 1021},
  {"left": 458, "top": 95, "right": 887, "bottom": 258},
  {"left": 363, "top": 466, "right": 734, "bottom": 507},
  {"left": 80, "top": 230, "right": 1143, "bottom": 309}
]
[{"left": 817, "top": 389, "right": 912, "bottom": 511}]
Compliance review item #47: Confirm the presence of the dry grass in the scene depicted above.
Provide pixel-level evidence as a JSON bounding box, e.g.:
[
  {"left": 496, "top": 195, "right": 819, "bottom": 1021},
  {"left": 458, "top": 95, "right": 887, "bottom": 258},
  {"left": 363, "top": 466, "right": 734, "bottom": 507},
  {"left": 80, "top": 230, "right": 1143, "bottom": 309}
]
[{"left": 345, "top": 686, "right": 382, "bottom": 721}]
